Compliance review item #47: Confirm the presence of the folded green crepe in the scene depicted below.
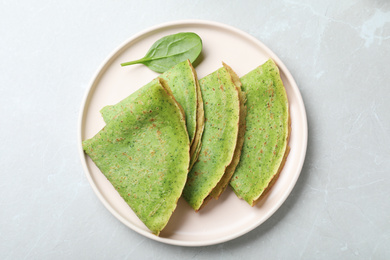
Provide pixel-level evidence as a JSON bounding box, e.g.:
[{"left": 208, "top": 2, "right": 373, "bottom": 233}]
[
  {"left": 230, "top": 59, "right": 291, "bottom": 206},
  {"left": 100, "top": 60, "right": 204, "bottom": 170},
  {"left": 182, "top": 63, "right": 241, "bottom": 211},
  {"left": 83, "top": 79, "right": 190, "bottom": 235},
  {"left": 209, "top": 63, "right": 247, "bottom": 200}
]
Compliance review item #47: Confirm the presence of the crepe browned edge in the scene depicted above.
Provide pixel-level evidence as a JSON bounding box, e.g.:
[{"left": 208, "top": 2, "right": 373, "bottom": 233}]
[
  {"left": 195, "top": 63, "right": 242, "bottom": 211},
  {"left": 158, "top": 77, "right": 186, "bottom": 124},
  {"left": 228, "top": 59, "right": 291, "bottom": 207},
  {"left": 157, "top": 77, "right": 193, "bottom": 229},
  {"left": 188, "top": 63, "right": 205, "bottom": 170},
  {"left": 251, "top": 112, "right": 291, "bottom": 206},
  {"left": 184, "top": 64, "right": 240, "bottom": 212},
  {"left": 209, "top": 63, "right": 247, "bottom": 200},
  {"left": 150, "top": 77, "right": 191, "bottom": 233},
  {"left": 158, "top": 77, "right": 191, "bottom": 176}
]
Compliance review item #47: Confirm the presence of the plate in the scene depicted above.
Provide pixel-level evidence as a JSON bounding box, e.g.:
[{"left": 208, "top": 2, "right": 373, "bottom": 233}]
[{"left": 78, "top": 20, "right": 308, "bottom": 246}]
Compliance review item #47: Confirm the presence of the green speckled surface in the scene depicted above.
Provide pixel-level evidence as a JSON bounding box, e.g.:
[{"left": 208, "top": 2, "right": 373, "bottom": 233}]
[
  {"left": 100, "top": 60, "right": 202, "bottom": 169},
  {"left": 159, "top": 60, "right": 199, "bottom": 143},
  {"left": 210, "top": 76, "right": 246, "bottom": 199},
  {"left": 100, "top": 60, "right": 199, "bottom": 144},
  {"left": 100, "top": 79, "right": 155, "bottom": 123},
  {"left": 230, "top": 59, "right": 290, "bottom": 206},
  {"left": 83, "top": 80, "right": 190, "bottom": 235},
  {"left": 182, "top": 66, "right": 240, "bottom": 211}
]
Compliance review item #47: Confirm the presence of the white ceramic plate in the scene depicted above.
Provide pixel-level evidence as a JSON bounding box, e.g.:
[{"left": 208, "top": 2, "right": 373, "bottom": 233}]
[{"left": 78, "top": 20, "right": 307, "bottom": 247}]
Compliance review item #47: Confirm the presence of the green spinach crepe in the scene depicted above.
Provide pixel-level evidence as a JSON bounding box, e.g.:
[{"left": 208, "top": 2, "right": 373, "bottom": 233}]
[
  {"left": 183, "top": 63, "right": 242, "bottom": 211},
  {"left": 209, "top": 63, "right": 247, "bottom": 200},
  {"left": 83, "top": 79, "right": 190, "bottom": 235},
  {"left": 100, "top": 60, "right": 204, "bottom": 170},
  {"left": 230, "top": 59, "right": 291, "bottom": 206}
]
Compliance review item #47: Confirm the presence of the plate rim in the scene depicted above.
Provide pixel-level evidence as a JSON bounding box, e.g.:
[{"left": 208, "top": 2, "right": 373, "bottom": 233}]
[{"left": 78, "top": 19, "right": 308, "bottom": 247}]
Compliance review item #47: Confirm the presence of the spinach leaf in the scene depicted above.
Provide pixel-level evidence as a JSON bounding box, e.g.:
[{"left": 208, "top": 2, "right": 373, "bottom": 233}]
[{"left": 121, "top": 32, "right": 202, "bottom": 73}]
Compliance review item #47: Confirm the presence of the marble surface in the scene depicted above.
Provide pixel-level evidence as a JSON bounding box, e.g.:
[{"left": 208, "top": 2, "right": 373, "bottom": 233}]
[{"left": 1, "top": 0, "right": 389, "bottom": 259}]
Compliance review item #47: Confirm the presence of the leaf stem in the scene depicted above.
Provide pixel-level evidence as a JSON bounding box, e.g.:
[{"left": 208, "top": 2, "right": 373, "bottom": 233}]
[{"left": 121, "top": 58, "right": 148, "bottom": 67}]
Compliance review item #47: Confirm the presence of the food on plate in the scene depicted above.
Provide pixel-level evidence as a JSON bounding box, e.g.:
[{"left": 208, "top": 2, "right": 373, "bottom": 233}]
[
  {"left": 82, "top": 78, "right": 190, "bottom": 235},
  {"left": 230, "top": 59, "right": 291, "bottom": 206},
  {"left": 120, "top": 32, "right": 203, "bottom": 73},
  {"left": 83, "top": 47, "right": 291, "bottom": 236},
  {"left": 182, "top": 63, "right": 242, "bottom": 211},
  {"left": 160, "top": 61, "right": 204, "bottom": 170},
  {"left": 209, "top": 63, "right": 247, "bottom": 200},
  {"left": 101, "top": 60, "right": 204, "bottom": 170}
]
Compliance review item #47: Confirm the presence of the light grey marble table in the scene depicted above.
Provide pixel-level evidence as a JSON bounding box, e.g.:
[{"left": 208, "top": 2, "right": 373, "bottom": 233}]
[{"left": 1, "top": 1, "right": 389, "bottom": 259}]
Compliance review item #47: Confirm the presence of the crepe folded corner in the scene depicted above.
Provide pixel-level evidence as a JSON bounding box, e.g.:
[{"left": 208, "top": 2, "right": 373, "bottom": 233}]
[
  {"left": 82, "top": 78, "right": 190, "bottom": 235},
  {"left": 100, "top": 60, "right": 204, "bottom": 171},
  {"left": 230, "top": 59, "right": 291, "bottom": 206},
  {"left": 182, "top": 63, "right": 243, "bottom": 211}
]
